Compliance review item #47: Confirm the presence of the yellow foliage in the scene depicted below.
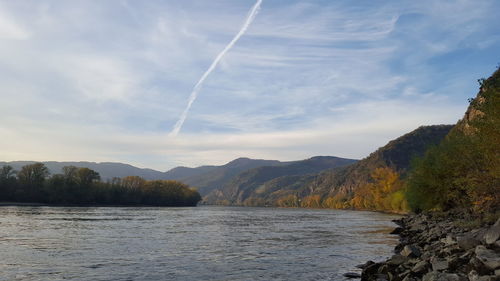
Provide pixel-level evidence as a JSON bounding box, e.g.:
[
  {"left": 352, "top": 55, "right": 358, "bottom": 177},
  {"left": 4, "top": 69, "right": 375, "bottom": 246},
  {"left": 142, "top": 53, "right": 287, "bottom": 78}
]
[
  {"left": 301, "top": 195, "right": 322, "bottom": 208},
  {"left": 276, "top": 194, "right": 300, "bottom": 207}
]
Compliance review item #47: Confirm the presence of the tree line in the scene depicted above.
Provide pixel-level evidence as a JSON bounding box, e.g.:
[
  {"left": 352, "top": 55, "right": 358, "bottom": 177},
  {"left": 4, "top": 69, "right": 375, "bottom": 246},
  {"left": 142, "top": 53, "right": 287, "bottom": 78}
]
[{"left": 0, "top": 163, "right": 201, "bottom": 206}]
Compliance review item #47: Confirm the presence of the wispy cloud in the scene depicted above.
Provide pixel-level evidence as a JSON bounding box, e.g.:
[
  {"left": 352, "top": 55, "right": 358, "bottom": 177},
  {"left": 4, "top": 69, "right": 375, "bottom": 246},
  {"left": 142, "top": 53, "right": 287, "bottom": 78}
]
[{"left": 0, "top": 0, "right": 499, "bottom": 170}]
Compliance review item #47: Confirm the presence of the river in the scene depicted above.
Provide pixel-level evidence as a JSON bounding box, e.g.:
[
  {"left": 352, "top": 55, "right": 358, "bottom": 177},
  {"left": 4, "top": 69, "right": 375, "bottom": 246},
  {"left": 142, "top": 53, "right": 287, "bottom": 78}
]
[{"left": 0, "top": 206, "right": 400, "bottom": 281}]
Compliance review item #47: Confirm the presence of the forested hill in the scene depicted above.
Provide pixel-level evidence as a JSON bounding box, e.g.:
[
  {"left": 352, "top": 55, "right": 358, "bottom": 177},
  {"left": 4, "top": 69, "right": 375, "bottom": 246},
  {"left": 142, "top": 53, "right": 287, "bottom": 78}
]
[
  {"left": 204, "top": 125, "right": 452, "bottom": 208},
  {"left": 306, "top": 125, "right": 454, "bottom": 198},
  {"left": 164, "top": 158, "right": 287, "bottom": 196},
  {"left": 203, "top": 156, "right": 357, "bottom": 205},
  {"left": 406, "top": 67, "right": 499, "bottom": 214}
]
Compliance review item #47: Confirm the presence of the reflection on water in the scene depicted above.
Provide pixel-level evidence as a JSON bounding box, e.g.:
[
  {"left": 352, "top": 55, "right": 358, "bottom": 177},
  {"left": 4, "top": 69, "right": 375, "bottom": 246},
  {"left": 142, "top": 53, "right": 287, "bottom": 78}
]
[{"left": 0, "top": 206, "right": 400, "bottom": 281}]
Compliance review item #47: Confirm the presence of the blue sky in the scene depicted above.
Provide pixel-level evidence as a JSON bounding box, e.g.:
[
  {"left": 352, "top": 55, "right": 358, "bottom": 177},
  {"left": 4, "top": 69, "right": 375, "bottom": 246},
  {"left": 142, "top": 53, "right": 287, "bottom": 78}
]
[{"left": 0, "top": 0, "right": 499, "bottom": 170}]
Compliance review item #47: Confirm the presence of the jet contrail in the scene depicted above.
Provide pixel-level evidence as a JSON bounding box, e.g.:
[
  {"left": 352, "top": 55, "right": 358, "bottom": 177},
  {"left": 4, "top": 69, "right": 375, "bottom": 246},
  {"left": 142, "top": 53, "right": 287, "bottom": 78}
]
[{"left": 169, "top": 0, "right": 263, "bottom": 136}]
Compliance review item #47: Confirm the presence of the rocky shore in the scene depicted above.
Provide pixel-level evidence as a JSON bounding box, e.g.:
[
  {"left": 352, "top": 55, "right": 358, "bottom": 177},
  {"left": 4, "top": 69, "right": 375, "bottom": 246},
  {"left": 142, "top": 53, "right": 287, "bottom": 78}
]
[{"left": 358, "top": 213, "right": 500, "bottom": 281}]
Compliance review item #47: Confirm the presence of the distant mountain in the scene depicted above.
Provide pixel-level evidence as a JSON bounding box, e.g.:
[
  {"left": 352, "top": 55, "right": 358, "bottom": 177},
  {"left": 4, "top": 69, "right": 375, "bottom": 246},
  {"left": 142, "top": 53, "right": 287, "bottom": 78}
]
[
  {"left": 0, "top": 161, "right": 166, "bottom": 181},
  {"left": 163, "top": 165, "right": 218, "bottom": 180},
  {"left": 203, "top": 156, "right": 357, "bottom": 205},
  {"left": 165, "top": 157, "right": 287, "bottom": 195}
]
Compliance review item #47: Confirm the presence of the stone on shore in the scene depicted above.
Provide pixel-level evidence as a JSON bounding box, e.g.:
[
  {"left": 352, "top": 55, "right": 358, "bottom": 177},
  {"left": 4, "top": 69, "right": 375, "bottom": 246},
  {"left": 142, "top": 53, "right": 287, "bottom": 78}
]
[
  {"left": 360, "top": 212, "right": 500, "bottom": 281},
  {"left": 344, "top": 272, "right": 362, "bottom": 278},
  {"left": 484, "top": 218, "right": 500, "bottom": 245}
]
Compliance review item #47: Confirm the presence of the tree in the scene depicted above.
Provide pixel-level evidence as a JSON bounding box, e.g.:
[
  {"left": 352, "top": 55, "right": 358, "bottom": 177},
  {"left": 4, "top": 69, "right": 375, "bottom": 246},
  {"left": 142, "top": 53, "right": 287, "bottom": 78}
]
[
  {"left": 17, "top": 163, "right": 49, "bottom": 186},
  {"left": 76, "top": 168, "right": 100, "bottom": 186},
  {"left": 16, "top": 163, "right": 49, "bottom": 201},
  {"left": 0, "top": 165, "right": 17, "bottom": 201},
  {"left": 121, "top": 176, "right": 146, "bottom": 190},
  {"left": 62, "top": 166, "right": 78, "bottom": 185},
  {"left": 0, "top": 165, "right": 16, "bottom": 181}
]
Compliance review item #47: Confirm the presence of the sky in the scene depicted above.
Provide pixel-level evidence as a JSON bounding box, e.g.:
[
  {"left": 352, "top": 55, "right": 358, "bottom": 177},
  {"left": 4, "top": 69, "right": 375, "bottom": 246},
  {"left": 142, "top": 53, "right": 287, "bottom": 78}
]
[{"left": 0, "top": 0, "right": 499, "bottom": 171}]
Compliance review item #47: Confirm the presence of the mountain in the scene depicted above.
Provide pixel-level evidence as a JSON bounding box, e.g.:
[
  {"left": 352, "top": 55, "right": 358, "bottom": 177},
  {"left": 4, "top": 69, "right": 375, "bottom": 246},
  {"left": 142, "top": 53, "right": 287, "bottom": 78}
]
[
  {"left": 204, "top": 125, "right": 453, "bottom": 207},
  {"left": 163, "top": 166, "right": 218, "bottom": 181},
  {"left": 203, "top": 156, "right": 357, "bottom": 205},
  {"left": 405, "top": 67, "right": 499, "bottom": 213},
  {"left": 165, "top": 157, "right": 287, "bottom": 195},
  {"left": 0, "top": 161, "right": 166, "bottom": 181},
  {"left": 306, "top": 125, "right": 454, "bottom": 197}
]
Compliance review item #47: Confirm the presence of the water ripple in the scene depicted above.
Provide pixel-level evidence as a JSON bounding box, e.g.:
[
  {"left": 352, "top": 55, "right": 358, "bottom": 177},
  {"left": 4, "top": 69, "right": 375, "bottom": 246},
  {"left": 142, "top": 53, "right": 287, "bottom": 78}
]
[{"left": 0, "top": 206, "right": 400, "bottom": 280}]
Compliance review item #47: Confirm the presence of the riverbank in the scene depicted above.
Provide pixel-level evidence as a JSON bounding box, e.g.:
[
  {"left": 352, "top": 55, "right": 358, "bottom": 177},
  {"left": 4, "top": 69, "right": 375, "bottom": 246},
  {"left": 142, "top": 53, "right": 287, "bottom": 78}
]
[
  {"left": 0, "top": 201, "right": 197, "bottom": 207},
  {"left": 359, "top": 212, "right": 500, "bottom": 281}
]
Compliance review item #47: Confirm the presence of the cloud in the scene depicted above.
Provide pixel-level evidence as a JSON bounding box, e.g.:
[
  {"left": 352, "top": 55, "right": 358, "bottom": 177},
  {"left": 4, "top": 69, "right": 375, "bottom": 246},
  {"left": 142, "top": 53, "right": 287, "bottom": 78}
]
[
  {"left": 0, "top": 0, "right": 499, "bottom": 170},
  {"left": 0, "top": 7, "right": 30, "bottom": 40}
]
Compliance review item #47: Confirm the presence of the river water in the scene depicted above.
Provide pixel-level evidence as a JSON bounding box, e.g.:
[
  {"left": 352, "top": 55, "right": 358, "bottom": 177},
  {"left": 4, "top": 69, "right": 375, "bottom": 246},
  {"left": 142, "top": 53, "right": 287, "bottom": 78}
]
[{"left": 0, "top": 206, "right": 400, "bottom": 281}]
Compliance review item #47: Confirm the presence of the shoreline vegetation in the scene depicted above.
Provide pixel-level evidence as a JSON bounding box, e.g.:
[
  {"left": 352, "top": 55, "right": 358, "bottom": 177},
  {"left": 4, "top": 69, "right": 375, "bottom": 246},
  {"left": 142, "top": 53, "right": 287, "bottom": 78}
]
[{"left": 0, "top": 164, "right": 201, "bottom": 207}]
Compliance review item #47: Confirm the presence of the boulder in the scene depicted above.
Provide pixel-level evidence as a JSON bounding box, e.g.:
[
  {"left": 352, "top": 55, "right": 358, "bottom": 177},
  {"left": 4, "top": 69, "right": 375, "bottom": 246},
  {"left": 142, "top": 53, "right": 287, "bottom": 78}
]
[
  {"left": 357, "top": 261, "right": 376, "bottom": 269},
  {"left": 475, "top": 245, "right": 500, "bottom": 270},
  {"left": 484, "top": 218, "right": 500, "bottom": 245},
  {"left": 470, "top": 257, "right": 494, "bottom": 276},
  {"left": 402, "top": 276, "right": 417, "bottom": 281},
  {"left": 411, "top": 260, "right": 429, "bottom": 274},
  {"left": 388, "top": 255, "right": 407, "bottom": 266},
  {"left": 344, "top": 272, "right": 362, "bottom": 278},
  {"left": 401, "top": 245, "right": 422, "bottom": 258},
  {"left": 430, "top": 257, "right": 449, "bottom": 271},
  {"left": 457, "top": 235, "right": 480, "bottom": 250},
  {"left": 362, "top": 263, "right": 381, "bottom": 280},
  {"left": 391, "top": 227, "right": 404, "bottom": 234},
  {"left": 469, "top": 270, "right": 498, "bottom": 281},
  {"left": 422, "top": 271, "right": 466, "bottom": 281}
]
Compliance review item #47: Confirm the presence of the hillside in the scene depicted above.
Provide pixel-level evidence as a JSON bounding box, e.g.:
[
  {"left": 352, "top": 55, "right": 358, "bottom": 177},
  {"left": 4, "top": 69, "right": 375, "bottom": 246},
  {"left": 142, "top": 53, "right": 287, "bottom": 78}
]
[
  {"left": 203, "top": 156, "right": 357, "bottom": 205},
  {"left": 166, "top": 157, "right": 287, "bottom": 195},
  {"left": 406, "top": 67, "right": 499, "bottom": 213},
  {"left": 307, "top": 125, "right": 454, "bottom": 197},
  {"left": 205, "top": 125, "right": 452, "bottom": 209}
]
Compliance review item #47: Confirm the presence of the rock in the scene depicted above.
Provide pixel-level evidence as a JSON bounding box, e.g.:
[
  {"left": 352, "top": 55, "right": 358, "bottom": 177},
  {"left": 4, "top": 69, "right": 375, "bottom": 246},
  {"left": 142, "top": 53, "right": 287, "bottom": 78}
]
[
  {"left": 467, "top": 270, "right": 497, "bottom": 281},
  {"left": 446, "top": 256, "right": 462, "bottom": 271},
  {"left": 470, "top": 257, "right": 493, "bottom": 276},
  {"left": 431, "top": 257, "right": 449, "bottom": 271},
  {"left": 475, "top": 245, "right": 500, "bottom": 270},
  {"left": 484, "top": 218, "right": 500, "bottom": 245},
  {"left": 402, "top": 276, "right": 417, "bottom": 281},
  {"left": 357, "top": 261, "right": 376, "bottom": 269},
  {"left": 388, "top": 254, "right": 407, "bottom": 266},
  {"left": 377, "top": 264, "right": 389, "bottom": 275},
  {"left": 401, "top": 245, "right": 422, "bottom": 258},
  {"left": 422, "top": 271, "right": 465, "bottom": 281},
  {"left": 457, "top": 235, "right": 480, "bottom": 250},
  {"left": 441, "top": 234, "right": 456, "bottom": 245},
  {"left": 412, "top": 260, "right": 429, "bottom": 274},
  {"left": 399, "top": 269, "right": 412, "bottom": 279},
  {"left": 468, "top": 270, "right": 480, "bottom": 281},
  {"left": 362, "top": 263, "right": 381, "bottom": 280},
  {"left": 344, "top": 272, "right": 362, "bottom": 278},
  {"left": 391, "top": 227, "right": 404, "bottom": 234},
  {"left": 495, "top": 268, "right": 500, "bottom": 276}
]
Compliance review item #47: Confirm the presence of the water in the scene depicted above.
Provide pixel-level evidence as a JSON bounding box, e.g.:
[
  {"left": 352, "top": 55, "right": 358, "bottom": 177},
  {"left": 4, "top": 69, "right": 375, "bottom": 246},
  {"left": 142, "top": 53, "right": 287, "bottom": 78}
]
[{"left": 0, "top": 206, "right": 400, "bottom": 281}]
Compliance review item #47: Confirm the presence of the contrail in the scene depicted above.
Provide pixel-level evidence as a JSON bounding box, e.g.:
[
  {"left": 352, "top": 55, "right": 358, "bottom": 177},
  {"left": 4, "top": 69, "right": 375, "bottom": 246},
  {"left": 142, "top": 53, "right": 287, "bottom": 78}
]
[{"left": 169, "top": 0, "right": 263, "bottom": 136}]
